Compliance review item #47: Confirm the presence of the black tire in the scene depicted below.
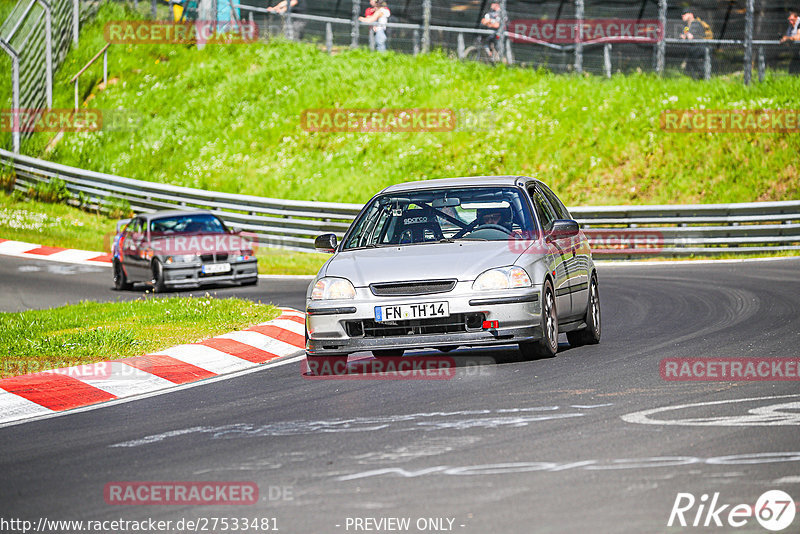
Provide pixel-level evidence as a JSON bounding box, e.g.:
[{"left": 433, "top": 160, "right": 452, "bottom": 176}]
[
  {"left": 241, "top": 278, "right": 258, "bottom": 287},
  {"left": 437, "top": 346, "right": 458, "bottom": 353},
  {"left": 151, "top": 259, "right": 167, "bottom": 293},
  {"left": 519, "top": 279, "right": 558, "bottom": 359},
  {"left": 372, "top": 349, "right": 405, "bottom": 358},
  {"left": 567, "top": 275, "right": 601, "bottom": 347},
  {"left": 113, "top": 260, "right": 132, "bottom": 290},
  {"left": 305, "top": 354, "right": 349, "bottom": 376}
]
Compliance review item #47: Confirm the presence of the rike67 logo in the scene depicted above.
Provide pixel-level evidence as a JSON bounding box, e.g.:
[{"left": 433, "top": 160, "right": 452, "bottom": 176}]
[{"left": 668, "top": 490, "right": 796, "bottom": 531}]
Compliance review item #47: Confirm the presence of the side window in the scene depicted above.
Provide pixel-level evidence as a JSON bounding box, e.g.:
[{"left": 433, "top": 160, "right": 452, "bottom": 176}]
[
  {"left": 529, "top": 187, "right": 557, "bottom": 232},
  {"left": 539, "top": 183, "right": 572, "bottom": 220}
]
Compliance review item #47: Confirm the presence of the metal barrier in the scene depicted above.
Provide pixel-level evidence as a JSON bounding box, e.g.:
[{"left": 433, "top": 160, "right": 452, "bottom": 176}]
[{"left": 2, "top": 148, "right": 799, "bottom": 258}]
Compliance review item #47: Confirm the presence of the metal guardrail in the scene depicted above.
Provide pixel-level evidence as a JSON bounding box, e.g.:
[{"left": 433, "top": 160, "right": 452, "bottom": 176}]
[{"left": 2, "top": 148, "right": 799, "bottom": 258}]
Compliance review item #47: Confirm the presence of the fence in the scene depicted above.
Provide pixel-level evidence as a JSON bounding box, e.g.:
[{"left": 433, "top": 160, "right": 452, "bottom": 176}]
[
  {"left": 0, "top": 0, "right": 100, "bottom": 153},
  {"left": 2, "top": 147, "right": 799, "bottom": 258},
  {"left": 232, "top": 0, "right": 795, "bottom": 83}
]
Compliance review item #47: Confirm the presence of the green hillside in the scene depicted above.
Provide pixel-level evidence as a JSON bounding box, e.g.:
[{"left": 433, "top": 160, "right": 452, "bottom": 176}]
[{"left": 11, "top": 2, "right": 800, "bottom": 206}]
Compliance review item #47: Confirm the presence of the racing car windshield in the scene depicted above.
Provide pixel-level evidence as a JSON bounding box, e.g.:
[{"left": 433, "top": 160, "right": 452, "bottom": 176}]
[
  {"left": 149, "top": 214, "right": 227, "bottom": 234},
  {"left": 342, "top": 187, "right": 537, "bottom": 250}
]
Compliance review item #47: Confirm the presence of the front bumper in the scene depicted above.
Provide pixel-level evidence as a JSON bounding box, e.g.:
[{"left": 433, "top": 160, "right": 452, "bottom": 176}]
[
  {"left": 306, "top": 284, "right": 542, "bottom": 356},
  {"left": 161, "top": 259, "right": 258, "bottom": 288}
]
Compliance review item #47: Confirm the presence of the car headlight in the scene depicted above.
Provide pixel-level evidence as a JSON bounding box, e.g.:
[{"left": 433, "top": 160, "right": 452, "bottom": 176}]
[
  {"left": 473, "top": 266, "right": 531, "bottom": 290},
  {"left": 165, "top": 254, "right": 196, "bottom": 264},
  {"left": 311, "top": 277, "right": 356, "bottom": 300}
]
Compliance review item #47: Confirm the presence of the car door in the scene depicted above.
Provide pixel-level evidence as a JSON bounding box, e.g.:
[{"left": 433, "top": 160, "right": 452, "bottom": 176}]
[
  {"left": 539, "top": 183, "right": 589, "bottom": 318},
  {"left": 528, "top": 186, "right": 571, "bottom": 320},
  {"left": 122, "top": 217, "right": 149, "bottom": 281}
]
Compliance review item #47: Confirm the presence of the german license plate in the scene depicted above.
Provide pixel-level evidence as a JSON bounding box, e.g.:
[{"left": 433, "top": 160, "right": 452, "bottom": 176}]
[
  {"left": 374, "top": 302, "right": 449, "bottom": 322},
  {"left": 202, "top": 263, "right": 231, "bottom": 274}
]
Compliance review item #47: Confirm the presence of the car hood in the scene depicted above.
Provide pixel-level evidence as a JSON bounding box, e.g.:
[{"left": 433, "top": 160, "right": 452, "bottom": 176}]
[{"left": 324, "top": 241, "right": 531, "bottom": 286}]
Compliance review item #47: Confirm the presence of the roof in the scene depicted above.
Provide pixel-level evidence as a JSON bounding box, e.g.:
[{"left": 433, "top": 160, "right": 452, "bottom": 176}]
[
  {"left": 136, "top": 209, "right": 215, "bottom": 221},
  {"left": 380, "top": 176, "right": 535, "bottom": 194}
]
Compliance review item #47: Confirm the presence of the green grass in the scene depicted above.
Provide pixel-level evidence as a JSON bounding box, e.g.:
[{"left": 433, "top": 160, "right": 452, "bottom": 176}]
[
  {"left": 0, "top": 190, "right": 328, "bottom": 273},
  {"left": 6, "top": 2, "right": 796, "bottom": 208},
  {"left": 0, "top": 296, "right": 280, "bottom": 378},
  {"left": 0, "top": 190, "right": 118, "bottom": 251}
]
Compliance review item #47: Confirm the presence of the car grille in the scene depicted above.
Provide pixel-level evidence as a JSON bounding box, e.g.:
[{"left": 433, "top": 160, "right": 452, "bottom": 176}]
[
  {"left": 369, "top": 279, "right": 457, "bottom": 296},
  {"left": 345, "top": 313, "right": 485, "bottom": 338},
  {"left": 200, "top": 253, "right": 229, "bottom": 262}
]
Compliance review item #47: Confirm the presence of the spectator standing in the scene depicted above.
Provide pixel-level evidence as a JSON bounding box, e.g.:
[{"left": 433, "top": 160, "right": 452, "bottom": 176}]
[
  {"left": 780, "top": 11, "right": 800, "bottom": 74},
  {"left": 480, "top": 1, "right": 504, "bottom": 61},
  {"left": 267, "top": 0, "right": 307, "bottom": 40},
  {"left": 359, "top": 1, "right": 391, "bottom": 52},
  {"left": 680, "top": 8, "right": 711, "bottom": 79}
]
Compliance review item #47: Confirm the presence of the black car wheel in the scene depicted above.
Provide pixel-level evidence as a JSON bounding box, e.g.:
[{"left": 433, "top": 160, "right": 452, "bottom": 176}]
[
  {"left": 519, "top": 279, "right": 558, "bottom": 359},
  {"left": 567, "top": 275, "right": 601, "bottom": 347},
  {"left": 151, "top": 259, "right": 167, "bottom": 293},
  {"left": 113, "top": 260, "right": 132, "bottom": 290}
]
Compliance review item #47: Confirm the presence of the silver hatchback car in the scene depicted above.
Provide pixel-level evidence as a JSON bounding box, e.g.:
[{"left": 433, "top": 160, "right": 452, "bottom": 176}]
[{"left": 305, "top": 176, "right": 600, "bottom": 364}]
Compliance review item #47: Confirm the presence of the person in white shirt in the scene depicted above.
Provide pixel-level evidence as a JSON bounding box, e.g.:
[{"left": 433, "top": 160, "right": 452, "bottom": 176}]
[
  {"left": 780, "top": 11, "right": 800, "bottom": 73},
  {"left": 360, "top": 1, "right": 391, "bottom": 52}
]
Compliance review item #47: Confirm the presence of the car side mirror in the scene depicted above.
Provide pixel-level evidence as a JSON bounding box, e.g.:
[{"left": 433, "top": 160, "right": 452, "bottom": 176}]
[
  {"left": 315, "top": 233, "right": 338, "bottom": 253},
  {"left": 547, "top": 219, "right": 580, "bottom": 241}
]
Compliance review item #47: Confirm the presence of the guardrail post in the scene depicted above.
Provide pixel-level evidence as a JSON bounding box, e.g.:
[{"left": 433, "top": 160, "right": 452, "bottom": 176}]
[
  {"left": 151, "top": 0, "right": 157, "bottom": 19},
  {"left": 74, "top": 79, "right": 79, "bottom": 111},
  {"left": 285, "top": 0, "right": 294, "bottom": 40},
  {"left": 656, "top": 0, "right": 666, "bottom": 74},
  {"left": 11, "top": 53, "right": 20, "bottom": 153},
  {"left": 325, "top": 22, "right": 333, "bottom": 54},
  {"left": 350, "top": 0, "right": 360, "bottom": 48},
  {"left": 757, "top": 45, "right": 765, "bottom": 82},
  {"left": 72, "top": 0, "right": 79, "bottom": 44},
  {"left": 413, "top": 28, "right": 420, "bottom": 55},
  {"left": 497, "top": 0, "right": 506, "bottom": 61},
  {"left": 703, "top": 45, "right": 711, "bottom": 80},
  {"left": 574, "top": 0, "right": 584, "bottom": 73},
  {"left": 368, "top": 25, "right": 374, "bottom": 50},
  {"left": 603, "top": 43, "right": 611, "bottom": 78},
  {"left": 505, "top": 38, "right": 513, "bottom": 64},
  {"left": 42, "top": 0, "right": 52, "bottom": 108},
  {"left": 421, "top": 0, "right": 431, "bottom": 53},
  {"left": 743, "top": 0, "right": 753, "bottom": 85},
  {"left": 457, "top": 32, "right": 464, "bottom": 59},
  {"left": 103, "top": 47, "right": 108, "bottom": 86}
]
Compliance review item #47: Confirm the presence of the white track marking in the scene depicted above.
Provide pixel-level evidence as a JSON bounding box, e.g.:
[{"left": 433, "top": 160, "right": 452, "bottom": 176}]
[
  {"left": 216, "top": 330, "right": 300, "bottom": 356},
  {"left": 0, "top": 240, "right": 41, "bottom": 254},
  {"left": 267, "top": 318, "right": 305, "bottom": 335},
  {"left": 0, "top": 390, "right": 56, "bottom": 424},
  {"left": 71, "top": 362, "right": 176, "bottom": 397},
  {"left": 621, "top": 394, "right": 800, "bottom": 427},
  {"left": 151, "top": 344, "right": 260, "bottom": 375}
]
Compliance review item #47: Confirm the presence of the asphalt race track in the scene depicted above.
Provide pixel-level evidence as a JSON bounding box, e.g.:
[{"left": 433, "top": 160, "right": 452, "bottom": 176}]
[
  {"left": 0, "top": 255, "right": 309, "bottom": 312},
  {"left": 1, "top": 255, "right": 800, "bottom": 533}
]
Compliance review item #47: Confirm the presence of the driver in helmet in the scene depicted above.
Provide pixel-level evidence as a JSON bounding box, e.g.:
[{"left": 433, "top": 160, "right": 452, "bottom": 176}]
[{"left": 476, "top": 206, "right": 513, "bottom": 231}]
